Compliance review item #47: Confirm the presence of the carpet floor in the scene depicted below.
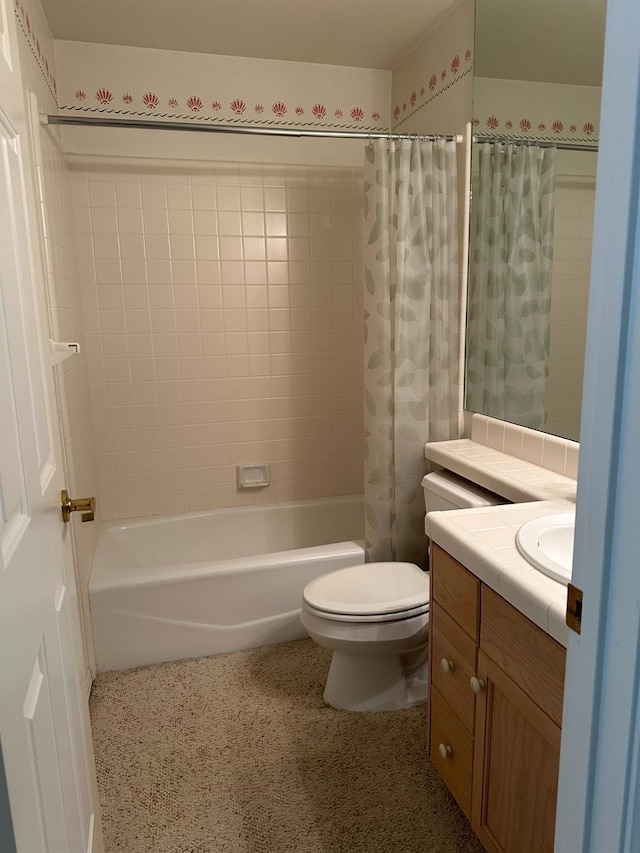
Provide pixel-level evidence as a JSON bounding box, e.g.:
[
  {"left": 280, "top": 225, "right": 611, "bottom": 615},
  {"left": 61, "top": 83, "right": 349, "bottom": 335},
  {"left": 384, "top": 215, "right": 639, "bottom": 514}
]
[{"left": 90, "top": 639, "right": 484, "bottom": 852}]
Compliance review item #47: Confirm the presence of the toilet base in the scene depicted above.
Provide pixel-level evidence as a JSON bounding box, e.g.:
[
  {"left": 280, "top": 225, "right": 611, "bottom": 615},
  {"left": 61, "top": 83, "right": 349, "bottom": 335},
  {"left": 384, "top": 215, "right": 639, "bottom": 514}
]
[{"left": 323, "top": 644, "right": 428, "bottom": 712}]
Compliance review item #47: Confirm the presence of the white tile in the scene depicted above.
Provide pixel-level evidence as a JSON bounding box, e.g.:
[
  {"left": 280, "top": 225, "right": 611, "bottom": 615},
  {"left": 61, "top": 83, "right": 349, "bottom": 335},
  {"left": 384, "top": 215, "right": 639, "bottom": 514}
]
[
  {"left": 91, "top": 208, "right": 118, "bottom": 234},
  {"left": 470, "top": 413, "right": 489, "bottom": 444},
  {"left": 141, "top": 184, "right": 167, "bottom": 209},
  {"left": 473, "top": 527, "right": 517, "bottom": 548},
  {"left": 167, "top": 184, "right": 192, "bottom": 210},
  {"left": 542, "top": 435, "right": 568, "bottom": 475},
  {"left": 504, "top": 424, "right": 524, "bottom": 459},
  {"left": 115, "top": 183, "right": 142, "bottom": 207},
  {"left": 192, "top": 185, "right": 217, "bottom": 211},
  {"left": 216, "top": 186, "right": 241, "bottom": 211},
  {"left": 479, "top": 460, "right": 527, "bottom": 473},
  {"left": 565, "top": 444, "right": 579, "bottom": 479},
  {"left": 89, "top": 181, "right": 116, "bottom": 207},
  {"left": 547, "top": 599, "right": 570, "bottom": 647},
  {"left": 493, "top": 546, "right": 524, "bottom": 566},
  {"left": 521, "top": 431, "right": 544, "bottom": 466},
  {"left": 498, "top": 567, "right": 553, "bottom": 634},
  {"left": 453, "top": 513, "right": 506, "bottom": 532},
  {"left": 486, "top": 419, "right": 506, "bottom": 451}
]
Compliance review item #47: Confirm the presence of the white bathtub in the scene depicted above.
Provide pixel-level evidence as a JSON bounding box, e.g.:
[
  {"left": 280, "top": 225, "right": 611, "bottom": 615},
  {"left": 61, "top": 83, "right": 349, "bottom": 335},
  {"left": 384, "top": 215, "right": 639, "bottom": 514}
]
[{"left": 89, "top": 495, "right": 364, "bottom": 672}]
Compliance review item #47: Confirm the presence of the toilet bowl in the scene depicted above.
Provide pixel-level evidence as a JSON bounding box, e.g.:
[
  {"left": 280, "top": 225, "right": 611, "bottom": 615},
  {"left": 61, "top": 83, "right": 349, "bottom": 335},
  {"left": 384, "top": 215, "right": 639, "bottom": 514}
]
[
  {"left": 300, "top": 562, "right": 430, "bottom": 712},
  {"left": 301, "top": 470, "right": 507, "bottom": 713}
]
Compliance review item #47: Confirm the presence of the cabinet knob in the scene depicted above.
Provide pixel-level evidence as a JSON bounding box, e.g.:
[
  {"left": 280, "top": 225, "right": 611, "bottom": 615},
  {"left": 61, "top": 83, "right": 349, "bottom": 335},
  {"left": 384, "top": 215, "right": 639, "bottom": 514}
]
[
  {"left": 440, "top": 658, "right": 455, "bottom": 673},
  {"left": 470, "top": 677, "right": 486, "bottom": 694},
  {"left": 438, "top": 743, "right": 453, "bottom": 760}
]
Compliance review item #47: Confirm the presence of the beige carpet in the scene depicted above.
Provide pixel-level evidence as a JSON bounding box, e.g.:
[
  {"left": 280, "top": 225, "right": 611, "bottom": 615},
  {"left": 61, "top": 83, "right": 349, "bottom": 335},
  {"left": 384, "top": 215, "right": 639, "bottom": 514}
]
[{"left": 90, "top": 639, "right": 484, "bottom": 853}]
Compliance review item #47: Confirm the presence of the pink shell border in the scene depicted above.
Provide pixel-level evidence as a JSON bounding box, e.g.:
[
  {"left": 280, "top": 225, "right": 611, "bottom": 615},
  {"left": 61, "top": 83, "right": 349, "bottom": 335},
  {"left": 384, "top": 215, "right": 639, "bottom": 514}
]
[
  {"left": 473, "top": 114, "right": 598, "bottom": 145},
  {"left": 64, "top": 91, "right": 386, "bottom": 131}
]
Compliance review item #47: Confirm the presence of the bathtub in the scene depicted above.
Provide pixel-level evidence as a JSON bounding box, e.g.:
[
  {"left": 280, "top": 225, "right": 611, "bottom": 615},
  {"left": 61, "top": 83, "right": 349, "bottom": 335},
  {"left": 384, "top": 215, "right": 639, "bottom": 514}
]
[{"left": 89, "top": 495, "right": 364, "bottom": 672}]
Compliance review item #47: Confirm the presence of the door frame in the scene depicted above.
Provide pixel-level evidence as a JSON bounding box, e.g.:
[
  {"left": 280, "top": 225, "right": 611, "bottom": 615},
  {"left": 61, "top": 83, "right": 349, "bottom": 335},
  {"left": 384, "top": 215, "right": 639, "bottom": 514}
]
[{"left": 555, "top": 0, "right": 640, "bottom": 849}]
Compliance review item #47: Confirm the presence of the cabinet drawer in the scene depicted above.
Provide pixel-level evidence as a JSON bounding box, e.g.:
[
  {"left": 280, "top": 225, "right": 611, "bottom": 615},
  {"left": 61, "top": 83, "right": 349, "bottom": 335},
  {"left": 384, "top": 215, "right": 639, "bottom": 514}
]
[
  {"left": 481, "top": 586, "right": 566, "bottom": 726},
  {"left": 431, "top": 602, "right": 477, "bottom": 732},
  {"left": 430, "top": 686, "right": 473, "bottom": 819},
  {"left": 431, "top": 544, "right": 480, "bottom": 640}
]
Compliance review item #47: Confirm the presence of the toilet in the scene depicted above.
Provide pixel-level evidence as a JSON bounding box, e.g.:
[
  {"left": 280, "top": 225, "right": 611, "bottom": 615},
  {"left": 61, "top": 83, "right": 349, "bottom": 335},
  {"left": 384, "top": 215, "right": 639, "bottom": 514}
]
[{"left": 301, "top": 469, "right": 506, "bottom": 712}]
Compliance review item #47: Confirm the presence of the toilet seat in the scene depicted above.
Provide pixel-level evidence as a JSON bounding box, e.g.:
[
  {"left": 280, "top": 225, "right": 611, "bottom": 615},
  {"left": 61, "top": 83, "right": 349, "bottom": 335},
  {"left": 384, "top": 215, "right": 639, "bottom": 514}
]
[
  {"left": 302, "top": 561, "right": 429, "bottom": 620},
  {"left": 302, "top": 599, "right": 429, "bottom": 623}
]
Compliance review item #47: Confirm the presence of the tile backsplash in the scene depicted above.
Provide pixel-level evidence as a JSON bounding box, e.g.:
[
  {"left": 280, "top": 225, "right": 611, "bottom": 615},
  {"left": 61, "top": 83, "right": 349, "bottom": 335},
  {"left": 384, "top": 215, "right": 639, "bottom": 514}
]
[
  {"left": 470, "top": 413, "right": 579, "bottom": 480},
  {"left": 70, "top": 156, "right": 365, "bottom": 520}
]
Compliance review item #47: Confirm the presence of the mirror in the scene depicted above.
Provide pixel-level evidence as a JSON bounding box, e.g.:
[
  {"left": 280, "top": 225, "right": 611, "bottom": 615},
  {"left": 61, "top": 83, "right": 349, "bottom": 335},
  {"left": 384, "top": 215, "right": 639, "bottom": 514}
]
[{"left": 465, "top": 0, "right": 607, "bottom": 441}]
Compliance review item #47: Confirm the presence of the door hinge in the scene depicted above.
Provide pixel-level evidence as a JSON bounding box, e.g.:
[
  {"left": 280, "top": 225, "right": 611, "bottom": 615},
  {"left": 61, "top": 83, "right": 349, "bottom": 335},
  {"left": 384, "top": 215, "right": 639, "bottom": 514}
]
[{"left": 566, "top": 583, "right": 583, "bottom": 634}]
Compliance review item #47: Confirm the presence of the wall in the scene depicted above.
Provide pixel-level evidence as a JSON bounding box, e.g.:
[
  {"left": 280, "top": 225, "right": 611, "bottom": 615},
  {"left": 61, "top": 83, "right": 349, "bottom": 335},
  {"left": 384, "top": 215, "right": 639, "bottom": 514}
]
[
  {"left": 45, "top": 38, "right": 393, "bottom": 521},
  {"left": 70, "top": 155, "right": 364, "bottom": 520},
  {"left": 546, "top": 174, "right": 594, "bottom": 440},
  {"left": 391, "top": 0, "right": 474, "bottom": 136},
  {"left": 51, "top": 40, "right": 390, "bottom": 169},
  {"left": 473, "top": 77, "right": 601, "bottom": 144},
  {"left": 390, "top": 0, "right": 475, "bottom": 434},
  {"left": 53, "top": 39, "right": 390, "bottom": 138},
  {"left": 15, "top": 0, "right": 99, "bottom": 666},
  {"left": 18, "top": 2, "right": 469, "bottom": 529}
]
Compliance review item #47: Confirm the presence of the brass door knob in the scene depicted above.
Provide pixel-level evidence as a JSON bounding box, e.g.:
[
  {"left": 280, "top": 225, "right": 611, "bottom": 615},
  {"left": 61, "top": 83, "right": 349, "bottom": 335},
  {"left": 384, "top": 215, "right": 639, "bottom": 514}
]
[{"left": 61, "top": 490, "right": 96, "bottom": 523}]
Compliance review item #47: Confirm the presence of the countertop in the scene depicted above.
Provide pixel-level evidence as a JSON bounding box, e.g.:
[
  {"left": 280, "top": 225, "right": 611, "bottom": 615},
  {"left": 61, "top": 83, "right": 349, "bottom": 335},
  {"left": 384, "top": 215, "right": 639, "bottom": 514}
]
[
  {"left": 427, "top": 500, "right": 571, "bottom": 647},
  {"left": 425, "top": 438, "right": 577, "bottom": 504}
]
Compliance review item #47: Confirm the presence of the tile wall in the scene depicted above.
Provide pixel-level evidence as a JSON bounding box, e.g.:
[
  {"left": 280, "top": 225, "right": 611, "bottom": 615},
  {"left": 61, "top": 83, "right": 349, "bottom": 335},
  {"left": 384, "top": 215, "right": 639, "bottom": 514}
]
[
  {"left": 546, "top": 179, "right": 594, "bottom": 441},
  {"left": 39, "top": 135, "right": 99, "bottom": 509},
  {"left": 69, "top": 156, "right": 365, "bottom": 520}
]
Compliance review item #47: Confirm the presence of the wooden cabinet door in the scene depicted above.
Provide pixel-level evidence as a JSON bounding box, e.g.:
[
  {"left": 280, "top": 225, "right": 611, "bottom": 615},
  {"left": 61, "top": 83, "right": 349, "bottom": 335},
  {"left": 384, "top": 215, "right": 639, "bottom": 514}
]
[
  {"left": 430, "top": 687, "right": 474, "bottom": 819},
  {"left": 472, "top": 651, "right": 561, "bottom": 853}
]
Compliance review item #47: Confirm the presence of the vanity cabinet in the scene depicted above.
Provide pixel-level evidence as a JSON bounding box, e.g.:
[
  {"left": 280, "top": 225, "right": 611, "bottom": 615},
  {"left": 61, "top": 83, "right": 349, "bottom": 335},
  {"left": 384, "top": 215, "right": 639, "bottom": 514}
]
[{"left": 428, "top": 544, "right": 566, "bottom": 853}]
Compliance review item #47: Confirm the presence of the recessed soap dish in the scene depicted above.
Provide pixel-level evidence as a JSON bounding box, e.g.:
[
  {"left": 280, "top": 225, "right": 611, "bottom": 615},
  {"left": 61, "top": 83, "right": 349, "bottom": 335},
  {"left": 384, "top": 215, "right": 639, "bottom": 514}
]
[{"left": 236, "top": 463, "right": 270, "bottom": 489}]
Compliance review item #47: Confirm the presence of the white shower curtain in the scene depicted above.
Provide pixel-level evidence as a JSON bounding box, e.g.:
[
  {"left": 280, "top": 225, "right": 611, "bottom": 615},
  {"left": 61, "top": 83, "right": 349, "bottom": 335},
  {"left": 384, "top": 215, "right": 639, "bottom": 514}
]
[
  {"left": 466, "top": 142, "right": 556, "bottom": 429},
  {"left": 363, "top": 138, "right": 459, "bottom": 565}
]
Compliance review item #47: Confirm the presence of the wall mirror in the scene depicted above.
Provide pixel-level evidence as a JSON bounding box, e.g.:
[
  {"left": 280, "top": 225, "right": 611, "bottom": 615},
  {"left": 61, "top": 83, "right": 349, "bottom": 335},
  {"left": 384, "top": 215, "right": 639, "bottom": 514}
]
[{"left": 464, "top": 0, "right": 607, "bottom": 441}]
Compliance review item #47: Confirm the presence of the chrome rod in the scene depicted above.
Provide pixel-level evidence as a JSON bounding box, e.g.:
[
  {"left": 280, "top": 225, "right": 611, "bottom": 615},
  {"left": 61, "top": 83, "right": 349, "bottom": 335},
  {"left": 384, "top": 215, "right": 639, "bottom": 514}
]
[
  {"left": 45, "top": 113, "right": 463, "bottom": 143},
  {"left": 473, "top": 133, "right": 598, "bottom": 152}
]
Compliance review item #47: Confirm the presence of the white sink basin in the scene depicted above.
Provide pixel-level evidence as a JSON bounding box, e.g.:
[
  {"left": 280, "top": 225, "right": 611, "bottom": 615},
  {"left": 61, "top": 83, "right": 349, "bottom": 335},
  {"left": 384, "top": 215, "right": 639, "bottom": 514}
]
[{"left": 515, "top": 512, "right": 575, "bottom": 583}]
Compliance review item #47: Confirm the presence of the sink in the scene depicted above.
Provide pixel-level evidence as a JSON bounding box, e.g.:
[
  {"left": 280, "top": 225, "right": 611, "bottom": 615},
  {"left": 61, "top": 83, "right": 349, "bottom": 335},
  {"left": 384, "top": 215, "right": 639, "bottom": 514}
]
[{"left": 515, "top": 512, "right": 575, "bottom": 583}]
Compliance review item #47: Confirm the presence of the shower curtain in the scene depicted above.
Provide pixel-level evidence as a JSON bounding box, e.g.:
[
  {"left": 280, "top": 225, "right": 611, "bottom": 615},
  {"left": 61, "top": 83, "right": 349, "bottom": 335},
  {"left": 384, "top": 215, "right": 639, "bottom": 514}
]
[
  {"left": 363, "top": 138, "right": 459, "bottom": 565},
  {"left": 466, "top": 142, "right": 556, "bottom": 429}
]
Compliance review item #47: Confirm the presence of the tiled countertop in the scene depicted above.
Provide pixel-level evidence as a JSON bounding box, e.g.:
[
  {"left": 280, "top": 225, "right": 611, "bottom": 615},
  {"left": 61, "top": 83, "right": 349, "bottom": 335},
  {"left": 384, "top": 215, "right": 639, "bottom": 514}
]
[
  {"left": 425, "top": 439, "right": 577, "bottom": 504},
  {"left": 427, "top": 501, "right": 571, "bottom": 647}
]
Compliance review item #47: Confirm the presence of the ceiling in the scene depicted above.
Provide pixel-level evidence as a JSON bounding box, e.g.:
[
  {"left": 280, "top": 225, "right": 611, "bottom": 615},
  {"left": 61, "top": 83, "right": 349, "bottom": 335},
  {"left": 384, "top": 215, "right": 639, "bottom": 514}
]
[
  {"left": 37, "top": 0, "right": 459, "bottom": 70},
  {"left": 38, "top": 0, "right": 607, "bottom": 85},
  {"left": 475, "top": 0, "right": 606, "bottom": 87}
]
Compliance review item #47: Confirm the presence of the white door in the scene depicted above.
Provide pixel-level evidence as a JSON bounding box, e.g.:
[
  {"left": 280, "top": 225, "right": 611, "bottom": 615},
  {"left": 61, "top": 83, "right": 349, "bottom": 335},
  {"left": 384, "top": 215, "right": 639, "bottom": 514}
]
[{"left": 0, "top": 1, "right": 103, "bottom": 850}]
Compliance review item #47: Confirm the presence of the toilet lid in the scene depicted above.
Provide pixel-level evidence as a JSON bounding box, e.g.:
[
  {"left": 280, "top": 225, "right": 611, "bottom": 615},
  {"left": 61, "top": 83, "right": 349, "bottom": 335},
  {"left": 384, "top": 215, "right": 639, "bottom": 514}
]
[{"left": 303, "top": 562, "right": 430, "bottom": 617}]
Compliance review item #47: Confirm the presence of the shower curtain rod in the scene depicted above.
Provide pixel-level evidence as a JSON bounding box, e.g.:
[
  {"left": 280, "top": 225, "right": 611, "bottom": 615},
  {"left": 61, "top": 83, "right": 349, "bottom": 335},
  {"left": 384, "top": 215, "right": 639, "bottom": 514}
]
[
  {"left": 473, "top": 133, "right": 598, "bottom": 153},
  {"left": 44, "top": 114, "right": 463, "bottom": 143}
]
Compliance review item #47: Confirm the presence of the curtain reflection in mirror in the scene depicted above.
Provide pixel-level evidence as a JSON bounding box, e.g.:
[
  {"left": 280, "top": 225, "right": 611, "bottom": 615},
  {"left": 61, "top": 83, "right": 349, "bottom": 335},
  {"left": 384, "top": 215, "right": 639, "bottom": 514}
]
[{"left": 466, "top": 142, "right": 556, "bottom": 429}]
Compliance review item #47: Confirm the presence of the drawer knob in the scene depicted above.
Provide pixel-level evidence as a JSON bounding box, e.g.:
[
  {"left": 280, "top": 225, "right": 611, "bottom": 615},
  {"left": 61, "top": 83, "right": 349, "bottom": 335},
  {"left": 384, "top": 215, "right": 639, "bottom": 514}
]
[
  {"left": 438, "top": 743, "right": 453, "bottom": 760},
  {"left": 440, "top": 658, "right": 455, "bottom": 673},
  {"left": 470, "top": 677, "right": 486, "bottom": 694}
]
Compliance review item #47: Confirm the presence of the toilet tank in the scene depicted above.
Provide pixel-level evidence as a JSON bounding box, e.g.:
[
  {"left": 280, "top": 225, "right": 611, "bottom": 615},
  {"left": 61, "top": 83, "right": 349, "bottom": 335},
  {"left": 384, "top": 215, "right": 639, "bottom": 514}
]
[{"left": 422, "top": 470, "right": 507, "bottom": 513}]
